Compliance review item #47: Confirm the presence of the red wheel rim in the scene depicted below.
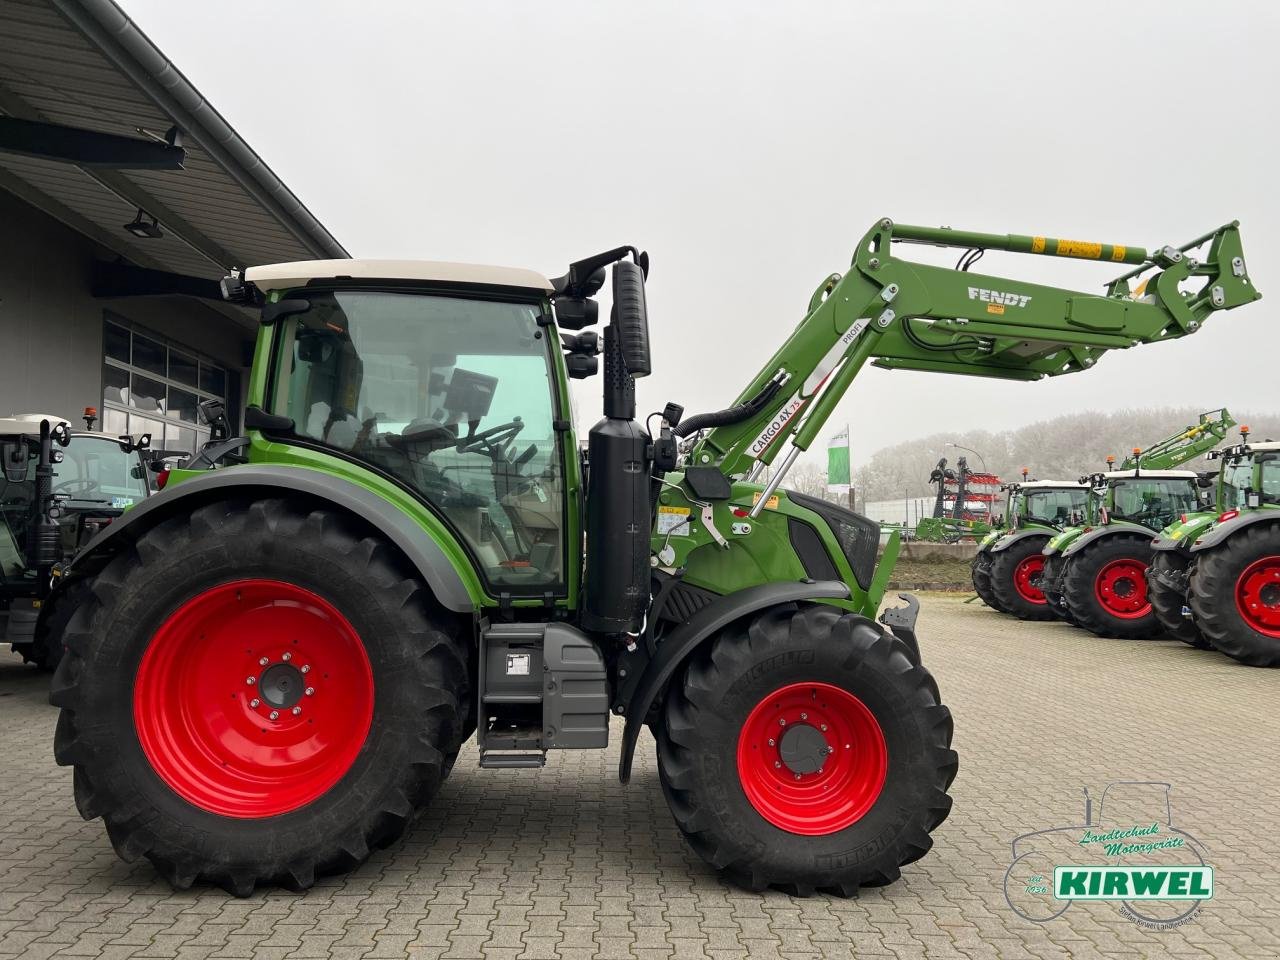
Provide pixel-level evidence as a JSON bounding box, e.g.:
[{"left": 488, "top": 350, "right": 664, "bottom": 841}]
[
  {"left": 133, "top": 579, "right": 374, "bottom": 818},
  {"left": 1235, "top": 556, "right": 1280, "bottom": 637},
  {"left": 1013, "top": 554, "right": 1048, "bottom": 604},
  {"left": 1093, "top": 558, "right": 1151, "bottom": 619},
  {"left": 736, "top": 682, "right": 887, "bottom": 835}
]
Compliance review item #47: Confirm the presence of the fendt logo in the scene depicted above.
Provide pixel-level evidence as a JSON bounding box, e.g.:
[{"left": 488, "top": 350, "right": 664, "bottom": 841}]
[{"left": 969, "top": 287, "right": 1031, "bottom": 315}]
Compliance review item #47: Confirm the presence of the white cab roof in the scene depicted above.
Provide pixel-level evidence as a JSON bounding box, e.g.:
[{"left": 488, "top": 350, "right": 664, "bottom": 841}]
[
  {"left": 1241, "top": 440, "right": 1280, "bottom": 453},
  {"left": 1016, "top": 480, "right": 1088, "bottom": 489},
  {"left": 1101, "top": 469, "right": 1198, "bottom": 479},
  {"left": 0, "top": 413, "right": 72, "bottom": 435},
  {"left": 246, "top": 259, "right": 554, "bottom": 294}
]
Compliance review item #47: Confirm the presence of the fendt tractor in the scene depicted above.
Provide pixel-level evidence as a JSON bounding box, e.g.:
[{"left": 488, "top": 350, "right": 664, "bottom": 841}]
[
  {"left": 1149, "top": 426, "right": 1280, "bottom": 665},
  {"left": 1038, "top": 409, "right": 1236, "bottom": 638},
  {"left": 1, "top": 412, "right": 153, "bottom": 670},
  {"left": 49, "top": 219, "right": 1257, "bottom": 896},
  {"left": 971, "top": 471, "right": 1088, "bottom": 618}
]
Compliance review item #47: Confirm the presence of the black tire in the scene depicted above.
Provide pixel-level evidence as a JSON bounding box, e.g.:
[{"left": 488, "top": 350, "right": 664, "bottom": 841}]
[
  {"left": 51, "top": 497, "right": 471, "bottom": 895},
  {"left": 1189, "top": 524, "right": 1280, "bottom": 667},
  {"left": 14, "top": 578, "right": 92, "bottom": 672},
  {"left": 1147, "top": 552, "right": 1209, "bottom": 648},
  {"left": 989, "top": 537, "right": 1055, "bottom": 621},
  {"left": 1040, "top": 554, "right": 1076, "bottom": 624},
  {"left": 1061, "top": 535, "right": 1161, "bottom": 639},
  {"left": 971, "top": 552, "right": 1002, "bottom": 610},
  {"left": 656, "top": 603, "right": 956, "bottom": 896}
]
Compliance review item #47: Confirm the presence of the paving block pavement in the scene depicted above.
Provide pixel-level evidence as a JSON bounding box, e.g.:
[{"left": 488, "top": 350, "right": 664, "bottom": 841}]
[{"left": 1, "top": 595, "right": 1277, "bottom": 959}]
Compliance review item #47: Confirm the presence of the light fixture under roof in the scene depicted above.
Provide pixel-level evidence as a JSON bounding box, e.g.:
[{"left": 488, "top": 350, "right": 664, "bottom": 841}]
[{"left": 123, "top": 208, "right": 163, "bottom": 239}]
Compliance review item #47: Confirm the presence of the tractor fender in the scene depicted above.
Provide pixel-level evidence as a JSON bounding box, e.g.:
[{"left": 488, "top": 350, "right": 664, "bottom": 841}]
[
  {"left": 988, "top": 529, "right": 1053, "bottom": 554},
  {"left": 1060, "top": 525, "right": 1154, "bottom": 560},
  {"left": 67, "top": 464, "right": 478, "bottom": 612},
  {"left": 617, "top": 579, "right": 850, "bottom": 783},
  {"left": 1189, "top": 510, "right": 1280, "bottom": 553}
]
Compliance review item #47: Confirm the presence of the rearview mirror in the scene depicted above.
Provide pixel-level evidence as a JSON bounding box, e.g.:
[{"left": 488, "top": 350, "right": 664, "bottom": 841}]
[{"left": 612, "top": 260, "right": 650, "bottom": 378}]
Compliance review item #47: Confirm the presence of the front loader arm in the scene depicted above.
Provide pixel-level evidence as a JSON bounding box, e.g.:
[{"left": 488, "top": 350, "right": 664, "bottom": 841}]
[
  {"left": 693, "top": 218, "right": 1259, "bottom": 482},
  {"left": 1130, "top": 408, "right": 1236, "bottom": 470}
]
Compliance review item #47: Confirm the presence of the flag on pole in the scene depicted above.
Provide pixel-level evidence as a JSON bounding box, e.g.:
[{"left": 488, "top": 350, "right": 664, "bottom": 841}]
[{"left": 827, "top": 428, "right": 850, "bottom": 495}]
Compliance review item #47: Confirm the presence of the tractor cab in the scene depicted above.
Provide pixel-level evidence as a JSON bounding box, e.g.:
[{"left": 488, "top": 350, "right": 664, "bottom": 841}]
[
  {"left": 1098, "top": 469, "right": 1203, "bottom": 533},
  {"left": 243, "top": 260, "right": 572, "bottom": 595},
  {"left": 1011, "top": 481, "right": 1089, "bottom": 530}
]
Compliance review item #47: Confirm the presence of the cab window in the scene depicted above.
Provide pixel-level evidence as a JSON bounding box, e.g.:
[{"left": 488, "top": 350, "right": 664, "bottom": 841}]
[
  {"left": 272, "top": 290, "right": 564, "bottom": 593},
  {"left": 1109, "top": 479, "right": 1198, "bottom": 530}
]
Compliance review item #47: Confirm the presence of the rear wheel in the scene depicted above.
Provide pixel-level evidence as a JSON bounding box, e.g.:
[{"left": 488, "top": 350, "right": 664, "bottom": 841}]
[
  {"left": 971, "top": 552, "right": 1002, "bottom": 610},
  {"left": 989, "top": 537, "right": 1054, "bottom": 621},
  {"left": 1061, "top": 535, "right": 1161, "bottom": 639},
  {"left": 51, "top": 498, "right": 471, "bottom": 895},
  {"left": 1147, "top": 552, "right": 1209, "bottom": 648},
  {"left": 656, "top": 603, "right": 956, "bottom": 895},
  {"left": 1189, "top": 525, "right": 1280, "bottom": 667}
]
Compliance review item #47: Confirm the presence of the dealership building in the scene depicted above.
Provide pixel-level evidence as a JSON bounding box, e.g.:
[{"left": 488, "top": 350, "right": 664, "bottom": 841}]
[{"left": 0, "top": 0, "right": 345, "bottom": 452}]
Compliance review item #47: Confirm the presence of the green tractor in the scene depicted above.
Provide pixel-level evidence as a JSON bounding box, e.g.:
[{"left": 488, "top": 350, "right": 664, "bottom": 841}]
[
  {"left": 970, "top": 472, "right": 1088, "bottom": 618},
  {"left": 51, "top": 219, "right": 1257, "bottom": 896},
  {"left": 1038, "top": 410, "right": 1235, "bottom": 637},
  {"left": 1149, "top": 427, "right": 1280, "bottom": 665},
  {"left": 1, "top": 413, "right": 153, "bottom": 670}
]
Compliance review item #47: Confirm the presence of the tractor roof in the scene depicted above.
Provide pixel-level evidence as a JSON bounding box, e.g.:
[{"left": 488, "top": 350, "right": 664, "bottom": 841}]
[
  {"left": 1102, "top": 469, "right": 1199, "bottom": 480},
  {"left": 0, "top": 413, "right": 72, "bottom": 436},
  {"left": 246, "top": 259, "right": 554, "bottom": 295},
  {"left": 1017, "top": 480, "right": 1087, "bottom": 489},
  {"left": 1243, "top": 440, "right": 1280, "bottom": 453}
]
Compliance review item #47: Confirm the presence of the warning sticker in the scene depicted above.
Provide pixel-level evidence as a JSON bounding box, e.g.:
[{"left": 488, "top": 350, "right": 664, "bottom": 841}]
[
  {"left": 1111, "top": 245, "right": 1127, "bottom": 262},
  {"left": 657, "top": 505, "right": 692, "bottom": 535},
  {"left": 1031, "top": 236, "right": 1046, "bottom": 254},
  {"left": 1057, "top": 239, "right": 1104, "bottom": 260},
  {"left": 751, "top": 492, "right": 780, "bottom": 511},
  {"left": 987, "top": 303, "right": 1005, "bottom": 315}
]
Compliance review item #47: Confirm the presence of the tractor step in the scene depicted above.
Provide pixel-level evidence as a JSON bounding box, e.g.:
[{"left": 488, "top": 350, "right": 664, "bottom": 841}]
[{"left": 479, "top": 751, "right": 546, "bottom": 769}]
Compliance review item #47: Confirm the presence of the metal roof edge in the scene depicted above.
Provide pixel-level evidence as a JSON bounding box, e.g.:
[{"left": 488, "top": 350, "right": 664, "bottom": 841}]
[{"left": 50, "top": 0, "right": 349, "bottom": 262}]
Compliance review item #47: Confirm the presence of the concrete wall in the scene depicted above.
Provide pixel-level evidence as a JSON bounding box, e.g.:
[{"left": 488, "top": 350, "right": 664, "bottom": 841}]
[{"left": 0, "top": 189, "right": 252, "bottom": 423}]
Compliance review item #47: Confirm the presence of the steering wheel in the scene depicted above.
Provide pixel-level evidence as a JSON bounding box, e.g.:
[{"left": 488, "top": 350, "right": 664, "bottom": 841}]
[
  {"left": 54, "top": 478, "right": 101, "bottom": 497},
  {"left": 456, "top": 419, "right": 525, "bottom": 457}
]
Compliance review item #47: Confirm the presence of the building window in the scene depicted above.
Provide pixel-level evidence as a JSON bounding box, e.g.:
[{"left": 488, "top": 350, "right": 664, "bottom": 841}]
[{"left": 101, "top": 316, "right": 231, "bottom": 455}]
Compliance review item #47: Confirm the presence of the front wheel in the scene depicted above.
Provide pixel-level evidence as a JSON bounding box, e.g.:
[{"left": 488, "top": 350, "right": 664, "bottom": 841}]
[
  {"left": 1189, "top": 525, "right": 1280, "bottom": 667},
  {"left": 51, "top": 498, "right": 471, "bottom": 895},
  {"left": 989, "top": 537, "right": 1054, "bottom": 621},
  {"left": 1040, "top": 555, "right": 1076, "bottom": 624},
  {"left": 656, "top": 604, "right": 957, "bottom": 896},
  {"left": 1147, "top": 552, "right": 1209, "bottom": 648},
  {"left": 971, "top": 552, "right": 1002, "bottom": 611},
  {"left": 1061, "top": 536, "right": 1161, "bottom": 639}
]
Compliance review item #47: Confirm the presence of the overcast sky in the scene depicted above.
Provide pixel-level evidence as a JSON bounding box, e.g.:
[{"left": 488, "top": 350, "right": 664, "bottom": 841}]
[{"left": 120, "top": 0, "right": 1279, "bottom": 468}]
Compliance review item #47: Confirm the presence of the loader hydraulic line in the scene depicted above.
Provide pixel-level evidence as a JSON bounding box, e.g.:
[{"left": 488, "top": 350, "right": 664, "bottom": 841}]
[{"left": 685, "top": 218, "right": 1259, "bottom": 487}]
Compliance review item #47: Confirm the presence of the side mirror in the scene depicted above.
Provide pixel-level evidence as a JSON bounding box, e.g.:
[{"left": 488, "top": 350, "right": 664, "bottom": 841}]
[{"left": 612, "top": 260, "right": 650, "bottom": 378}]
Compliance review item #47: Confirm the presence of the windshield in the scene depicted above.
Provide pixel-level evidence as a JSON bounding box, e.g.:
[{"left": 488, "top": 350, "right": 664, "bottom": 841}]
[
  {"left": 1109, "top": 478, "right": 1199, "bottom": 530},
  {"left": 1023, "top": 488, "right": 1088, "bottom": 527},
  {"left": 271, "top": 290, "right": 565, "bottom": 593}
]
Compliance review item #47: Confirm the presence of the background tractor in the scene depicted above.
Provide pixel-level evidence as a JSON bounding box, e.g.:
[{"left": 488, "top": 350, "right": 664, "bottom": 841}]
[
  {"left": 1038, "top": 410, "right": 1235, "bottom": 637},
  {"left": 50, "top": 219, "right": 1257, "bottom": 896},
  {"left": 1, "top": 412, "right": 153, "bottom": 670},
  {"left": 1180, "top": 431, "right": 1280, "bottom": 665},
  {"left": 971, "top": 473, "right": 1088, "bottom": 618},
  {"left": 1147, "top": 425, "right": 1255, "bottom": 649}
]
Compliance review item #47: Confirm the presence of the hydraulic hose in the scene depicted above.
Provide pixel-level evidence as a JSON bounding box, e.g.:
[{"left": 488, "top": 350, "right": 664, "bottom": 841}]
[{"left": 673, "top": 380, "right": 783, "bottom": 438}]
